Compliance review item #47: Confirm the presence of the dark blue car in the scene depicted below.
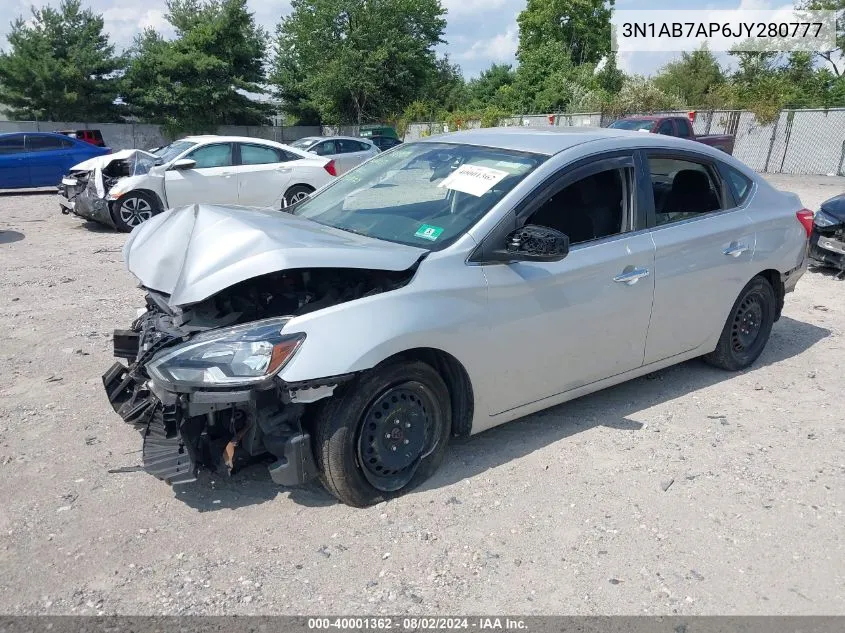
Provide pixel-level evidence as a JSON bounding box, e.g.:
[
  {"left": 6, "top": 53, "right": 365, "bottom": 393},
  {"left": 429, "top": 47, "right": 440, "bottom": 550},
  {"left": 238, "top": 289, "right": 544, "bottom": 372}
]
[{"left": 0, "top": 132, "right": 111, "bottom": 189}]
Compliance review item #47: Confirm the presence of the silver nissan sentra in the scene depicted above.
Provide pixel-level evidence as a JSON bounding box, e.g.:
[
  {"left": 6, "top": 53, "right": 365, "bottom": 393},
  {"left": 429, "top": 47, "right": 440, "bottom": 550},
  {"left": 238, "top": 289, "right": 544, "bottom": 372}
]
[{"left": 104, "top": 127, "right": 810, "bottom": 507}]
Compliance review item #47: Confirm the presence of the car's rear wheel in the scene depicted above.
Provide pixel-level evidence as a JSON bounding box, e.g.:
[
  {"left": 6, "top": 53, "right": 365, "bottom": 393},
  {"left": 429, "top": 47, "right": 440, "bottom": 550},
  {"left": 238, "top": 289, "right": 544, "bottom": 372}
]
[
  {"left": 282, "top": 185, "right": 314, "bottom": 209},
  {"left": 704, "top": 275, "right": 776, "bottom": 371},
  {"left": 112, "top": 191, "right": 160, "bottom": 232},
  {"left": 313, "top": 359, "right": 451, "bottom": 507}
]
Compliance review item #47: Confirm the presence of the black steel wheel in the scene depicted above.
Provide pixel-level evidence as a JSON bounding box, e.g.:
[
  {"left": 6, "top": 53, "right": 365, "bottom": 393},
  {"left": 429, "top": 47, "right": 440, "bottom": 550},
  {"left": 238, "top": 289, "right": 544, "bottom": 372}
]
[
  {"left": 313, "top": 359, "right": 452, "bottom": 507},
  {"left": 704, "top": 276, "right": 776, "bottom": 371}
]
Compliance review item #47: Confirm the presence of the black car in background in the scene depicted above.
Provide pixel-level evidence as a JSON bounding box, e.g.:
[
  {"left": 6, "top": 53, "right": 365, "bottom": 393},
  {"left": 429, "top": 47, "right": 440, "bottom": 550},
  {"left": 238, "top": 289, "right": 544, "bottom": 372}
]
[
  {"left": 809, "top": 193, "right": 845, "bottom": 273},
  {"left": 368, "top": 135, "right": 402, "bottom": 151}
]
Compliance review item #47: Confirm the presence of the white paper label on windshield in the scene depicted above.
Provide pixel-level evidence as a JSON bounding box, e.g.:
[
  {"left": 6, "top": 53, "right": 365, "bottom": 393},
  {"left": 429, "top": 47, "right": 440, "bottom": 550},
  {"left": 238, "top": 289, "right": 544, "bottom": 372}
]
[{"left": 438, "top": 164, "right": 509, "bottom": 197}]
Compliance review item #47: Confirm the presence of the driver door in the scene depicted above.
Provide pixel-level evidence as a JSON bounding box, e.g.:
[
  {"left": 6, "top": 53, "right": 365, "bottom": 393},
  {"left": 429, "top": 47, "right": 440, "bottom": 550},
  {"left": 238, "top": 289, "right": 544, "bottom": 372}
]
[
  {"left": 164, "top": 142, "right": 238, "bottom": 207},
  {"left": 480, "top": 154, "right": 656, "bottom": 414}
]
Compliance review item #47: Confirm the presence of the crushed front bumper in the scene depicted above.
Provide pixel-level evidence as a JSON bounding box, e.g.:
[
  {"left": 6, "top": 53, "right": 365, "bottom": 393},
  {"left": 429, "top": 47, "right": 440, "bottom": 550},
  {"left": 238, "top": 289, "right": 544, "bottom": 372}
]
[
  {"left": 809, "top": 229, "right": 845, "bottom": 270},
  {"left": 102, "top": 330, "right": 319, "bottom": 487},
  {"left": 58, "top": 176, "right": 116, "bottom": 228}
]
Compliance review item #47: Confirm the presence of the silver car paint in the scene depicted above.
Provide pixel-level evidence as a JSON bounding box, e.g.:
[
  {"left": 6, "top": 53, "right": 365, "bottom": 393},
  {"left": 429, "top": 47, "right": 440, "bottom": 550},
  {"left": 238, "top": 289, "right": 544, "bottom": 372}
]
[
  {"left": 123, "top": 204, "right": 427, "bottom": 307},
  {"left": 124, "top": 128, "right": 807, "bottom": 436}
]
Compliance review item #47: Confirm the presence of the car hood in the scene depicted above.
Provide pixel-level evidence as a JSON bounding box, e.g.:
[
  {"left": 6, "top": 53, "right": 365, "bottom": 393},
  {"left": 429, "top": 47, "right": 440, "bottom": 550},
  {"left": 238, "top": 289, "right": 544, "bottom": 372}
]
[
  {"left": 819, "top": 193, "right": 845, "bottom": 221},
  {"left": 123, "top": 204, "right": 428, "bottom": 307},
  {"left": 70, "top": 149, "right": 156, "bottom": 172}
]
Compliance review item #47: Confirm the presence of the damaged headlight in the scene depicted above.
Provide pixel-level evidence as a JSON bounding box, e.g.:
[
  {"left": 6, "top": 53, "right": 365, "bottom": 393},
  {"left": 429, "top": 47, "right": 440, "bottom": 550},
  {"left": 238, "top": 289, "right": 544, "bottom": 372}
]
[
  {"left": 813, "top": 210, "right": 839, "bottom": 228},
  {"left": 147, "top": 317, "right": 305, "bottom": 388}
]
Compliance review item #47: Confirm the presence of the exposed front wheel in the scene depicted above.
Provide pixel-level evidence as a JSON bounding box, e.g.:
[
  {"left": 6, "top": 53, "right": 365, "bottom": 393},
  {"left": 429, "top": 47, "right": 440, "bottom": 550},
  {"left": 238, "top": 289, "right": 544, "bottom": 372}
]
[
  {"left": 112, "top": 191, "right": 160, "bottom": 232},
  {"left": 282, "top": 185, "right": 314, "bottom": 209},
  {"left": 313, "top": 360, "right": 452, "bottom": 507},
  {"left": 704, "top": 276, "right": 776, "bottom": 371}
]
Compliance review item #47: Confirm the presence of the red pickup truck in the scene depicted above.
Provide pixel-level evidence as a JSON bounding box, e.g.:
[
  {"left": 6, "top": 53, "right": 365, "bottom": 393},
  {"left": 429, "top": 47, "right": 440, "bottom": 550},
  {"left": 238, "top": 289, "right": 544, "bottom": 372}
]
[{"left": 608, "top": 116, "right": 735, "bottom": 155}]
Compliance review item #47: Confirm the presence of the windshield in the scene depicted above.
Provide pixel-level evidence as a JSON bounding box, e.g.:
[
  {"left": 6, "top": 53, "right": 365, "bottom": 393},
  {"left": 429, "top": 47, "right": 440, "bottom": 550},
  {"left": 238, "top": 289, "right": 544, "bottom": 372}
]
[
  {"left": 153, "top": 140, "right": 197, "bottom": 164},
  {"left": 291, "top": 138, "right": 318, "bottom": 150},
  {"left": 291, "top": 142, "right": 545, "bottom": 250},
  {"left": 609, "top": 119, "right": 655, "bottom": 131}
]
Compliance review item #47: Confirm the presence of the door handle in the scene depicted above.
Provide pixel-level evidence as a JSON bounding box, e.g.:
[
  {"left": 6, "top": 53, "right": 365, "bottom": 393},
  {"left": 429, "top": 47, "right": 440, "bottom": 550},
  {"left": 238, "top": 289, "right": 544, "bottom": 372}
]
[
  {"left": 613, "top": 267, "right": 650, "bottom": 285},
  {"left": 275, "top": 166, "right": 292, "bottom": 173},
  {"left": 723, "top": 242, "right": 749, "bottom": 257}
]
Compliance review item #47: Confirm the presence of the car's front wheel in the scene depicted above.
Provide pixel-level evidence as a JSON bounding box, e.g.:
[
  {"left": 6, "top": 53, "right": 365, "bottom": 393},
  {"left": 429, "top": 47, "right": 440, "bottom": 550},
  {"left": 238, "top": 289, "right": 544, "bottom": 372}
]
[
  {"left": 282, "top": 184, "right": 314, "bottom": 209},
  {"left": 112, "top": 191, "right": 161, "bottom": 232},
  {"left": 704, "top": 275, "right": 776, "bottom": 371},
  {"left": 313, "top": 359, "right": 452, "bottom": 507}
]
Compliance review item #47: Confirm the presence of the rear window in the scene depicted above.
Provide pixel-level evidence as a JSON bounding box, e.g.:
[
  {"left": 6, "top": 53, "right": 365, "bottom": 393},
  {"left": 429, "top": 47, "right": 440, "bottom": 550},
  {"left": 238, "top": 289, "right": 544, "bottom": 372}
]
[
  {"left": 27, "top": 135, "right": 72, "bottom": 151},
  {"left": 609, "top": 119, "right": 655, "bottom": 131},
  {"left": 724, "top": 165, "right": 753, "bottom": 204}
]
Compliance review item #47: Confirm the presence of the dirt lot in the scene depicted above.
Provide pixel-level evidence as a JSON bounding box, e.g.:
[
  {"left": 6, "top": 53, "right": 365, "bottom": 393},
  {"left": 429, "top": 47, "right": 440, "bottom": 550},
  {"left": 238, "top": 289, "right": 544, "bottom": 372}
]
[{"left": 0, "top": 174, "right": 843, "bottom": 616}]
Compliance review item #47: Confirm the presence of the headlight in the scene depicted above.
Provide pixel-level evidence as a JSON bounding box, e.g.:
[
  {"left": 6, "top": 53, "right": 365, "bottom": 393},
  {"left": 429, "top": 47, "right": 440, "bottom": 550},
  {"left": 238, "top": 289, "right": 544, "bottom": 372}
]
[
  {"left": 813, "top": 210, "right": 839, "bottom": 228},
  {"left": 147, "top": 317, "right": 305, "bottom": 388}
]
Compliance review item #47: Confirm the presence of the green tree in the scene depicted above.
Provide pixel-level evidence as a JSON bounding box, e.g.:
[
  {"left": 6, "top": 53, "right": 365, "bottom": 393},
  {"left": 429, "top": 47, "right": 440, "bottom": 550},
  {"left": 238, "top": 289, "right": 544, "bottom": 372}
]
[
  {"left": 798, "top": 0, "right": 844, "bottom": 76},
  {"left": 428, "top": 56, "right": 470, "bottom": 113},
  {"left": 605, "top": 76, "right": 684, "bottom": 116},
  {"left": 653, "top": 46, "right": 726, "bottom": 107},
  {"left": 468, "top": 64, "right": 515, "bottom": 105},
  {"left": 272, "top": 0, "right": 447, "bottom": 124},
  {"left": 122, "top": 0, "right": 271, "bottom": 134},
  {"left": 0, "top": 0, "right": 123, "bottom": 121},
  {"left": 517, "top": 0, "right": 614, "bottom": 66}
]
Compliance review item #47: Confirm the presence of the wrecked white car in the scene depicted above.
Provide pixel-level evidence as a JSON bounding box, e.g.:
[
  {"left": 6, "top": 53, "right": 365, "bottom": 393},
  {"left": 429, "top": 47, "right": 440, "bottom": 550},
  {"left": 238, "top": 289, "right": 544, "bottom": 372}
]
[
  {"left": 103, "top": 128, "right": 808, "bottom": 507},
  {"left": 59, "top": 136, "right": 337, "bottom": 231}
]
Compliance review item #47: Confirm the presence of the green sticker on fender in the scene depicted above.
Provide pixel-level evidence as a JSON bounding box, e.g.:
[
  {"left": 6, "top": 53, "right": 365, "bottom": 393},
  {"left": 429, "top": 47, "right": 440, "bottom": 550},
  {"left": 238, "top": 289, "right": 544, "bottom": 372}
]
[{"left": 414, "top": 224, "right": 444, "bottom": 241}]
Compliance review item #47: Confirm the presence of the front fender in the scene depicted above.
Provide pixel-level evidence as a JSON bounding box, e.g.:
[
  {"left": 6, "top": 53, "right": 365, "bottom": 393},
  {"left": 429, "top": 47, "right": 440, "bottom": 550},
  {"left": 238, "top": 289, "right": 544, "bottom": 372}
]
[{"left": 277, "top": 259, "right": 492, "bottom": 399}]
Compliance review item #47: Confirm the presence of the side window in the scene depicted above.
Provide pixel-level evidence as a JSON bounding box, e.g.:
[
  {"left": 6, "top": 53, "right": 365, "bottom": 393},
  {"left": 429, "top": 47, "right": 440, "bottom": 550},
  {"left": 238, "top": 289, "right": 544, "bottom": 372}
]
[
  {"left": 723, "top": 165, "right": 753, "bottom": 204},
  {"left": 656, "top": 120, "right": 675, "bottom": 136},
  {"left": 676, "top": 119, "right": 693, "bottom": 138},
  {"left": 26, "top": 135, "right": 66, "bottom": 152},
  {"left": 315, "top": 140, "right": 337, "bottom": 156},
  {"left": 186, "top": 143, "right": 233, "bottom": 169},
  {"left": 526, "top": 168, "right": 629, "bottom": 245},
  {"left": 240, "top": 143, "right": 284, "bottom": 165},
  {"left": 0, "top": 135, "right": 26, "bottom": 154},
  {"left": 337, "top": 139, "right": 362, "bottom": 153},
  {"left": 648, "top": 157, "right": 724, "bottom": 226}
]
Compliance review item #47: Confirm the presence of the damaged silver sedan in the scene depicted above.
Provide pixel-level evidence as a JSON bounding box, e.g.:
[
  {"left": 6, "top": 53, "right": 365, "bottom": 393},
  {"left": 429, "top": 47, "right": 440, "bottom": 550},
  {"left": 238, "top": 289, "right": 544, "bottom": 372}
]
[{"left": 104, "top": 128, "right": 809, "bottom": 507}]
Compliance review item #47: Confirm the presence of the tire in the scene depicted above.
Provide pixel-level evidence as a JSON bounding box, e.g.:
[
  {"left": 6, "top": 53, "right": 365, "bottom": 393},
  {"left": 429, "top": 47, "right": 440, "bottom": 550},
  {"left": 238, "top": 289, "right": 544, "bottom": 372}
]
[
  {"left": 313, "top": 359, "right": 452, "bottom": 507},
  {"left": 282, "top": 184, "right": 314, "bottom": 209},
  {"left": 112, "top": 191, "right": 161, "bottom": 232},
  {"left": 704, "top": 276, "right": 776, "bottom": 371}
]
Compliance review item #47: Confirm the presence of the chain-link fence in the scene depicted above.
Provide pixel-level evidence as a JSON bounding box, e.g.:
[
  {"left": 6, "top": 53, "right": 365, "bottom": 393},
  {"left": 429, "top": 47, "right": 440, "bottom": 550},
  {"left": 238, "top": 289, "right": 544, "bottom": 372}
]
[{"left": 406, "top": 108, "right": 845, "bottom": 176}]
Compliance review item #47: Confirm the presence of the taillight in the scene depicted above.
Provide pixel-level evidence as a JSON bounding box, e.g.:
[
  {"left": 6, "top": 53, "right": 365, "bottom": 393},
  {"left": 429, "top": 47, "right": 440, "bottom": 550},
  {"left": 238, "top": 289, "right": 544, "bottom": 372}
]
[
  {"left": 324, "top": 159, "right": 337, "bottom": 177},
  {"left": 796, "top": 208, "right": 814, "bottom": 237}
]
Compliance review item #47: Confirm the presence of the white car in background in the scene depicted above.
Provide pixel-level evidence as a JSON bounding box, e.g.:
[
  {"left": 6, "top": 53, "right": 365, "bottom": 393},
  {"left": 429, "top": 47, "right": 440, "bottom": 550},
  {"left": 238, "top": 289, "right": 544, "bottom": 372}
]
[
  {"left": 290, "top": 136, "right": 380, "bottom": 174},
  {"left": 58, "top": 135, "right": 337, "bottom": 231}
]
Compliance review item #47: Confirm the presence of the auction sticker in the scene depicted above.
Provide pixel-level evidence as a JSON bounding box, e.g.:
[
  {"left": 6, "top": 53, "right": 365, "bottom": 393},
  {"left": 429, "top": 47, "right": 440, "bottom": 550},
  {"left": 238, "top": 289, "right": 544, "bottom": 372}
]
[
  {"left": 438, "top": 164, "right": 509, "bottom": 197},
  {"left": 414, "top": 224, "right": 444, "bottom": 241}
]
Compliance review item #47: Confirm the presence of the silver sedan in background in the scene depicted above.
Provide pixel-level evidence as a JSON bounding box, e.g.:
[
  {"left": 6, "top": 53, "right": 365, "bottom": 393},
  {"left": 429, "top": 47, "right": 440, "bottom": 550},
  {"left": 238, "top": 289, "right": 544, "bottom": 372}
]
[
  {"left": 290, "top": 135, "right": 380, "bottom": 174},
  {"left": 104, "top": 128, "right": 809, "bottom": 507}
]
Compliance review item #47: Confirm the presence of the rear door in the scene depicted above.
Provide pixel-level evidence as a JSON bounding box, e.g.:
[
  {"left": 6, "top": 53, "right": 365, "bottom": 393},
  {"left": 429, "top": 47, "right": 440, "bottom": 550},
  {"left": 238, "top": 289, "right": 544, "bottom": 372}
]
[
  {"left": 25, "top": 134, "right": 76, "bottom": 186},
  {"left": 337, "top": 139, "right": 377, "bottom": 172},
  {"left": 642, "top": 150, "right": 757, "bottom": 364},
  {"left": 0, "top": 135, "right": 30, "bottom": 188},
  {"left": 164, "top": 142, "right": 238, "bottom": 207},
  {"left": 235, "top": 142, "right": 295, "bottom": 207},
  {"left": 481, "top": 154, "right": 656, "bottom": 413}
]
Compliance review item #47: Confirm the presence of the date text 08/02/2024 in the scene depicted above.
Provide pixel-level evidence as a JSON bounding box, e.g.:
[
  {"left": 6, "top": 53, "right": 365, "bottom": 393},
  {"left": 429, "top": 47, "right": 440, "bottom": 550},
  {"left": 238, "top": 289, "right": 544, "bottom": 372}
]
[{"left": 307, "top": 617, "right": 528, "bottom": 631}]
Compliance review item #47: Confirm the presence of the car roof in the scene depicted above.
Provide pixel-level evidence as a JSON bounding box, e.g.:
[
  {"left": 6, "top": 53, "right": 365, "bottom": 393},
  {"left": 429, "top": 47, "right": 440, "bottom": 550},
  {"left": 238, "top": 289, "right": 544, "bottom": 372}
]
[
  {"left": 416, "top": 127, "right": 640, "bottom": 155},
  {"left": 294, "top": 136, "right": 372, "bottom": 143}
]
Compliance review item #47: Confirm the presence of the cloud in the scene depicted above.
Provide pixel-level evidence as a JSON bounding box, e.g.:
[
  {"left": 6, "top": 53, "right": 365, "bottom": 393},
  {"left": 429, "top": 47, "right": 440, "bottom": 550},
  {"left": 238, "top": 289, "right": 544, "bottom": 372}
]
[
  {"left": 457, "top": 28, "right": 518, "bottom": 62},
  {"left": 102, "top": 7, "right": 171, "bottom": 42}
]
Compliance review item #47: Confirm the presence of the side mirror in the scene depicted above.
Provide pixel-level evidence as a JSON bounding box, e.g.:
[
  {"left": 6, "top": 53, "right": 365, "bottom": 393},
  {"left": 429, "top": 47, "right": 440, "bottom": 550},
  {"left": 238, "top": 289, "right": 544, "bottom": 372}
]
[
  {"left": 492, "top": 224, "right": 570, "bottom": 263},
  {"left": 171, "top": 158, "right": 196, "bottom": 170}
]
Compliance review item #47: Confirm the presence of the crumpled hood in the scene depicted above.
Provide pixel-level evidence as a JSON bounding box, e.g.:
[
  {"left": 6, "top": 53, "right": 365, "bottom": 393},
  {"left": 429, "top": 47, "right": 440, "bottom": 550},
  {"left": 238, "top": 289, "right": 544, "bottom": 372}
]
[
  {"left": 819, "top": 193, "right": 845, "bottom": 221},
  {"left": 70, "top": 149, "right": 155, "bottom": 172},
  {"left": 123, "top": 204, "right": 427, "bottom": 307}
]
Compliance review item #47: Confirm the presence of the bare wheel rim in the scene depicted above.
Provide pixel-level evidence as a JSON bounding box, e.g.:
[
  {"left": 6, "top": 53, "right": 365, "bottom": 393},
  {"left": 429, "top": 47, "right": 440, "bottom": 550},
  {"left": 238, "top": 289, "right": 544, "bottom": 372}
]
[
  {"left": 731, "top": 293, "right": 764, "bottom": 353},
  {"left": 119, "top": 196, "right": 153, "bottom": 227},
  {"left": 355, "top": 381, "right": 441, "bottom": 493}
]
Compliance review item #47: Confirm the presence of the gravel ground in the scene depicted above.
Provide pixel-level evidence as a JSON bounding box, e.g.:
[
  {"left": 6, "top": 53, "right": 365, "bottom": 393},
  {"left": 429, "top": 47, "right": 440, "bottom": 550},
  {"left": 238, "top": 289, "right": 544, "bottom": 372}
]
[{"left": 0, "top": 175, "right": 843, "bottom": 616}]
